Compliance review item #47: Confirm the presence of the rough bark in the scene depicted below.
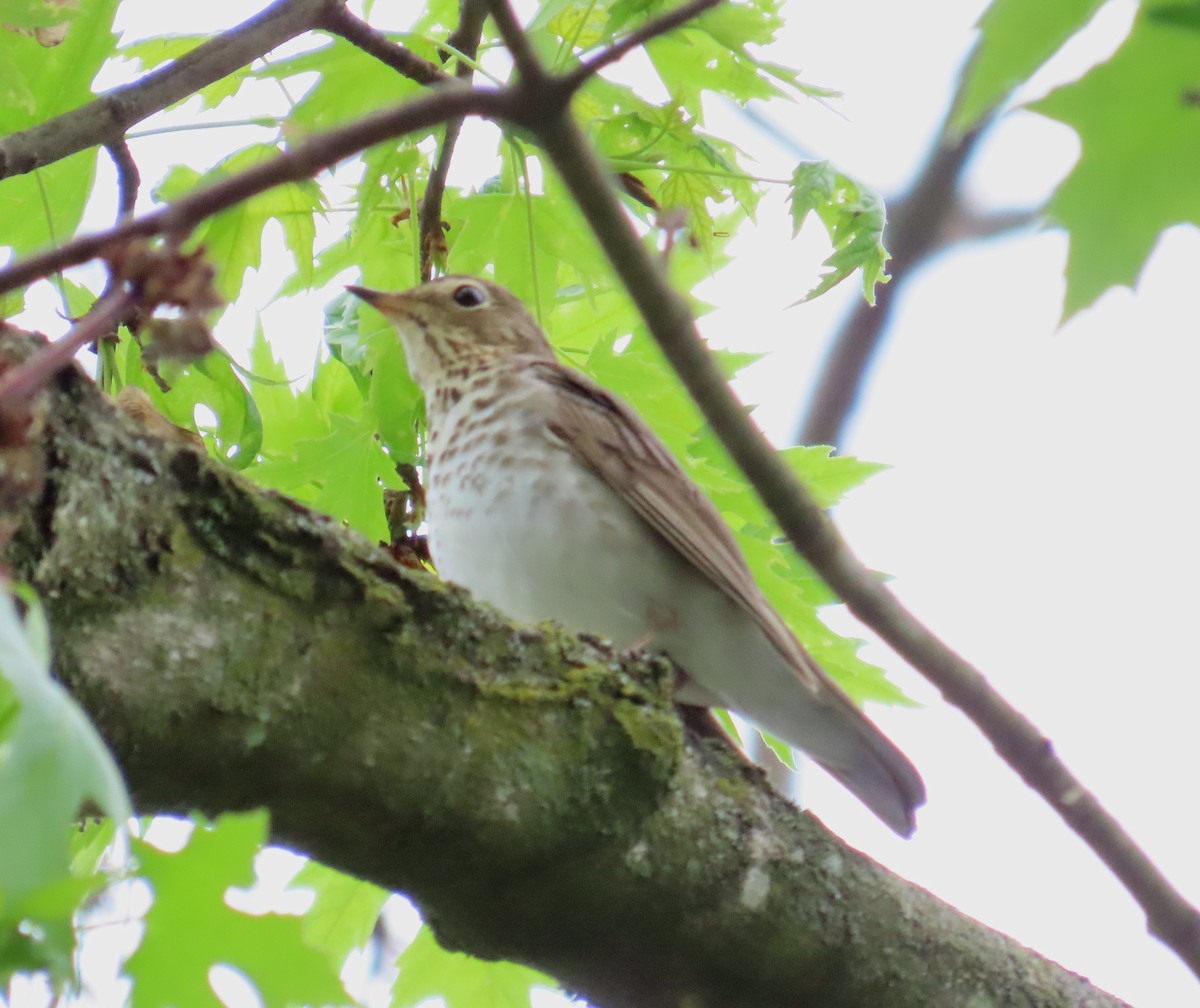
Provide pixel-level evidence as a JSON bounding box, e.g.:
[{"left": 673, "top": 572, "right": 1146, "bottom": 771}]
[{"left": 2, "top": 323, "right": 1127, "bottom": 1008}]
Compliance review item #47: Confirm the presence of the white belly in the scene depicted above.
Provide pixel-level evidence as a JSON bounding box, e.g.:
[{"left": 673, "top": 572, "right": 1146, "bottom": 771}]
[
  {"left": 423, "top": 396, "right": 876, "bottom": 772},
  {"left": 428, "top": 437, "right": 683, "bottom": 649}
]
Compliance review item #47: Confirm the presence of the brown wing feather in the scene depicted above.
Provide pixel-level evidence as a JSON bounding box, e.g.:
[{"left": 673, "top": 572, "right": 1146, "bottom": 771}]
[{"left": 531, "top": 360, "right": 827, "bottom": 694}]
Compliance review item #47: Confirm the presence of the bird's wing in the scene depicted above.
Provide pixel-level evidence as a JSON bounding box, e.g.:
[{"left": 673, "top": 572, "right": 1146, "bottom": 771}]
[
  {"left": 532, "top": 360, "right": 827, "bottom": 693},
  {"left": 532, "top": 359, "right": 926, "bottom": 836}
]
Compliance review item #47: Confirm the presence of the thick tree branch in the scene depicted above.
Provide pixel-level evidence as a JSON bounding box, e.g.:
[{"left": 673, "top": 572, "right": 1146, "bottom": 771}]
[
  {"left": 0, "top": 0, "right": 342, "bottom": 182},
  {"left": 2, "top": 322, "right": 1129, "bottom": 1008},
  {"left": 486, "top": 10, "right": 1200, "bottom": 980}
]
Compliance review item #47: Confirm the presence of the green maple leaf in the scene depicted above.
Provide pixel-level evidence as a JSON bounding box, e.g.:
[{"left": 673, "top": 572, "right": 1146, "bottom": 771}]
[
  {"left": 1031, "top": 7, "right": 1200, "bottom": 316},
  {"left": 125, "top": 812, "right": 349, "bottom": 1008},
  {"left": 392, "top": 927, "right": 553, "bottom": 1008},
  {"left": 954, "top": 0, "right": 1107, "bottom": 129},
  {"left": 0, "top": 589, "right": 128, "bottom": 979},
  {"left": 788, "top": 161, "right": 889, "bottom": 304}
]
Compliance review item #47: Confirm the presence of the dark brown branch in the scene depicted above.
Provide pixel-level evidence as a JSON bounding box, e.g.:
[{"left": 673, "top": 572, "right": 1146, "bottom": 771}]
[
  {"left": 487, "top": 0, "right": 550, "bottom": 87},
  {"left": 316, "top": 2, "right": 450, "bottom": 85},
  {"left": 444, "top": 0, "right": 488, "bottom": 65},
  {"left": 561, "top": 0, "right": 722, "bottom": 93},
  {"left": 941, "top": 205, "right": 1039, "bottom": 245},
  {"left": 97, "top": 141, "right": 143, "bottom": 312},
  {"left": 502, "top": 33, "right": 1200, "bottom": 984},
  {"left": 419, "top": 0, "right": 487, "bottom": 280},
  {"left": 0, "top": 86, "right": 511, "bottom": 295},
  {"left": 419, "top": 122, "right": 462, "bottom": 282},
  {"left": 0, "top": 0, "right": 340, "bottom": 183},
  {"left": 105, "top": 140, "right": 140, "bottom": 222}
]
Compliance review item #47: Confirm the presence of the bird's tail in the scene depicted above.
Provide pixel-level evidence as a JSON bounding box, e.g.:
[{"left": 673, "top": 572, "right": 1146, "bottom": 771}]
[
  {"left": 812, "top": 727, "right": 925, "bottom": 838},
  {"left": 744, "top": 670, "right": 926, "bottom": 836}
]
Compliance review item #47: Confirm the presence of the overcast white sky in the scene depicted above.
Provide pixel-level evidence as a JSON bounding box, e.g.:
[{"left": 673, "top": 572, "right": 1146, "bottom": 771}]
[
  {"left": 12, "top": 0, "right": 1200, "bottom": 1006},
  {"left": 703, "top": 2, "right": 1200, "bottom": 1006}
]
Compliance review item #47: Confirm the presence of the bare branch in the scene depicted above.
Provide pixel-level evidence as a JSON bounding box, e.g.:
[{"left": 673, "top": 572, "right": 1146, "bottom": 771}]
[
  {"left": 105, "top": 139, "right": 140, "bottom": 222},
  {"left": 486, "top": 0, "right": 550, "bottom": 87},
  {"left": 792, "top": 44, "right": 1040, "bottom": 452},
  {"left": 0, "top": 0, "right": 339, "bottom": 183},
  {"left": 317, "top": 2, "right": 450, "bottom": 84},
  {"left": 561, "top": 0, "right": 722, "bottom": 94},
  {"left": 0, "top": 86, "right": 510, "bottom": 295},
  {"left": 495, "top": 22, "right": 1200, "bottom": 981},
  {"left": 419, "top": 123, "right": 461, "bottom": 281},
  {"left": 941, "top": 204, "right": 1039, "bottom": 245},
  {"left": 444, "top": 0, "right": 488, "bottom": 65},
  {"left": 419, "top": 0, "right": 487, "bottom": 280}
]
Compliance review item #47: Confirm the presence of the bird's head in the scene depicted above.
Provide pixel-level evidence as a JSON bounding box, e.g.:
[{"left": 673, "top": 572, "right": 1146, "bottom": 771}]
[{"left": 348, "top": 275, "right": 554, "bottom": 389}]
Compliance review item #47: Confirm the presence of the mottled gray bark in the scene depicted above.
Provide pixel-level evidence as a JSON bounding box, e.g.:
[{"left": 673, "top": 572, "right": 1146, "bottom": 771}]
[{"left": 2, "top": 324, "right": 1126, "bottom": 1008}]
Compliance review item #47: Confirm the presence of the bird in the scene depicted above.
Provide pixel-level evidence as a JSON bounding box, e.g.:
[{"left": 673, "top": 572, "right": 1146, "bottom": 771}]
[{"left": 349, "top": 275, "right": 925, "bottom": 836}]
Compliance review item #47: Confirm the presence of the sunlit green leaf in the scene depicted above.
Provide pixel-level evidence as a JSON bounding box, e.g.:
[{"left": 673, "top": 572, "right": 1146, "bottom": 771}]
[
  {"left": 117, "top": 33, "right": 206, "bottom": 71},
  {"left": 0, "top": 588, "right": 129, "bottom": 977},
  {"left": 955, "top": 0, "right": 1108, "bottom": 130},
  {"left": 788, "top": 161, "right": 890, "bottom": 304},
  {"left": 1031, "top": 9, "right": 1200, "bottom": 316},
  {"left": 120, "top": 340, "right": 263, "bottom": 468},
  {"left": 153, "top": 145, "right": 327, "bottom": 302},
  {"left": 0, "top": 0, "right": 77, "bottom": 30},
  {"left": 392, "top": 926, "right": 554, "bottom": 1008},
  {"left": 0, "top": 0, "right": 118, "bottom": 257},
  {"left": 291, "top": 861, "right": 388, "bottom": 968},
  {"left": 126, "top": 812, "right": 349, "bottom": 1008}
]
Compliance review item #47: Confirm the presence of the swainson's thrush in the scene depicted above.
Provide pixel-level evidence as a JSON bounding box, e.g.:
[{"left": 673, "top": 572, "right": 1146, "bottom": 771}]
[{"left": 350, "top": 276, "right": 925, "bottom": 836}]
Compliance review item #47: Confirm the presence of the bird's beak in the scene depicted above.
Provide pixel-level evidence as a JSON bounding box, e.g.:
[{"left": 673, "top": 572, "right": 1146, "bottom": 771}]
[{"left": 346, "top": 284, "right": 384, "bottom": 305}]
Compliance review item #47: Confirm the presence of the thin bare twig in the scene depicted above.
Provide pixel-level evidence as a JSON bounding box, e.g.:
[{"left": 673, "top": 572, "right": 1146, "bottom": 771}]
[
  {"left": 942, "top": 205, "right": 1039, "bottom": 245},
  {"left": 0, "top": 86, "right": 510, "bottom": 296},
  {"left": 561, "top": 0, "right": 722, "bottom": 93},
  {"left": 484, "top": 1, "right": 1200, "bottom": 979},
  {"left": 419, "top": 120, "right": 462, "bottom": 281},
  {"left": 97, "top": 140, "right": 143, "bottom": 326},
  {"left": 105, "top": 139, "right": 140, "bottom": 222},
  {"left": 541, "top": 104, "right": 1200, "bottom": 980},
  {"left": 419, "top": 0, "right": 487, "bottom": 280},
  {"left": 0, "top": 0, "right": 338, "bottom": 183},
  {"left": 487, "top": 0, "right": 550, "bottom": 87},
  {"left": 317, "top": 3, "right": 450, "bottom": 85}
]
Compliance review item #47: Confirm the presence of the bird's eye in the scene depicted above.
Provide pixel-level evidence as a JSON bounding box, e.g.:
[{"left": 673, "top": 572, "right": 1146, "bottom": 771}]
[{"left": 452, "top": 283, "right": 487, "bottom": 308}]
